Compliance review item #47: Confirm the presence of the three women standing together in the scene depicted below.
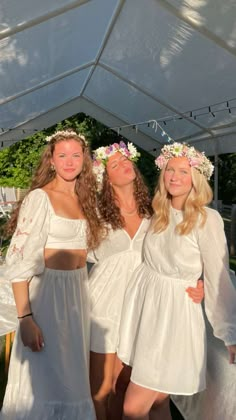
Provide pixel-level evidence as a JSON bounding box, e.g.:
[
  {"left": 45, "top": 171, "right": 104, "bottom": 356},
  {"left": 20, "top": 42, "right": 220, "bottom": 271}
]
[{"left": 1, "top": 131, "right": 235, "bottom": 420}]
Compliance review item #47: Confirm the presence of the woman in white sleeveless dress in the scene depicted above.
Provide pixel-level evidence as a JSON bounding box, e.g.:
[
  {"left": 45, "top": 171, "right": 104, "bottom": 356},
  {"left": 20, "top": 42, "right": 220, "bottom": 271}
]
[
  {"left": 0, "top": 130, "right": 104, "bottom": 420},
  {"left": 117, "top": 143, "right": 236, "bottom": 420}
]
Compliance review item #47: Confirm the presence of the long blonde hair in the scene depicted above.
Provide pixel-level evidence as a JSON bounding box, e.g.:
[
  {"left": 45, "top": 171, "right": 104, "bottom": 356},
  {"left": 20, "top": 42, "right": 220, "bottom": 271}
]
[
  {"left": 6, "top": 131, "right": 104, "bottom": 249},
  {"left": 152, "top": 166, "right": 213, "bottom": 235}
]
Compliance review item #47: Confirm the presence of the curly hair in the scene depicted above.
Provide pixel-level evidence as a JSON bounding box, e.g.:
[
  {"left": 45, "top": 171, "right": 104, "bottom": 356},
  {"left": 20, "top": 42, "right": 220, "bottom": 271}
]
[
  {"left": 6, "top": 131, "right": 104, "bottom": 249},
  {"left": 152, "top": 166, "right": 213, "bottom": 235},
  {"left": 98, "top": 165, "right": 153, "bottom": 229}
]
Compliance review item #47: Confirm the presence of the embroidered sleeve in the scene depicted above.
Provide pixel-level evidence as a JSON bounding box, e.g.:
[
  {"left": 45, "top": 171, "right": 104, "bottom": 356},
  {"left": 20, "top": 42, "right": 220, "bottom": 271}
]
[
  {"left": 199, "top": 208, "right": 236, "bottom": 346},
  {"left": 5, "top": 189, "right": 50, "bottom": 282}
]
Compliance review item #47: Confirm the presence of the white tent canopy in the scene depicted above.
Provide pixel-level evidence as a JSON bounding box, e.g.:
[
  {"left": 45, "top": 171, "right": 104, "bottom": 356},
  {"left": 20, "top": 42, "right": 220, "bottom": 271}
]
[{"left": 1, "top": 0, "right": 236, "bottom": 157}]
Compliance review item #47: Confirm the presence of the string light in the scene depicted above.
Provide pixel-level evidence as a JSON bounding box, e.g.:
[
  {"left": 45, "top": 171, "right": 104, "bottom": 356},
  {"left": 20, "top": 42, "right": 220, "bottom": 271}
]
[
  {"left": 113, "top": 119, "right": 174, "bottom": 143},
  {"left": 0, "top": 98, "right": 235, "bottom": 136}
]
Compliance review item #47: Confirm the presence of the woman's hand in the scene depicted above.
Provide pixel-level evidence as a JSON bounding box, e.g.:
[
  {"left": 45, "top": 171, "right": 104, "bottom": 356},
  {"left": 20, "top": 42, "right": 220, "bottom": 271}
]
[
  {"left": 186, "top": 279, "right": 204, "bottom": 303},
  {"left": 19, "top": 316, "right": 44, "bottom": 352},
  {"left": 227, "top": 345, "right": 236, "bottom": 364}
]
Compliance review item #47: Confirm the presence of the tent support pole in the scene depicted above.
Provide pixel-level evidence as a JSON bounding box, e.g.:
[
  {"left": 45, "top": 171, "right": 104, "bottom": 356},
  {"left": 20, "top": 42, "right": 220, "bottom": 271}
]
[{"left": 214, "top": 152, "right": 219, "bottom": 209}]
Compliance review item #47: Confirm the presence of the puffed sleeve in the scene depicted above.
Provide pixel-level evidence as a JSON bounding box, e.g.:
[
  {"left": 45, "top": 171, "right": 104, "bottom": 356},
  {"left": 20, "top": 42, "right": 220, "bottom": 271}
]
[
  {"left": 198, "top": 208, "right": 236, "bottom": 346},
  {"left": 5, "top": 189, "right": 50, "bottom": 282}
]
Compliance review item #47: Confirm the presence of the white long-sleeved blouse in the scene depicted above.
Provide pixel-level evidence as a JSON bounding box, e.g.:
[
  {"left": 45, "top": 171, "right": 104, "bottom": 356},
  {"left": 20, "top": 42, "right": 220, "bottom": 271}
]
[{"left": 5, "top": 189, "right": 87, "bottom": 282}]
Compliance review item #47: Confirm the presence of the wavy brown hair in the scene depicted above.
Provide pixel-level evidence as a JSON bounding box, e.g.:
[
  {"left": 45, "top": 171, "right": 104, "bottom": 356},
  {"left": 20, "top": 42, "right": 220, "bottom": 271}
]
[
  {"left": 6, "top": 131, "right": 104, "bottom": 249},
  {"left": 98, "top": 165, "right": 153, "bottom": 229},
  {"left": 152, "top": 166, "right": 213, "bottom": 235}
]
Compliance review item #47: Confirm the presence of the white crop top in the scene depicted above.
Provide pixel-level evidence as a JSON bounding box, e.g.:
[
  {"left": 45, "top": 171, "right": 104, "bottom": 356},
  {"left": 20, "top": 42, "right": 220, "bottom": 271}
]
[
  {"left": 44, "top": 192, "right": 87, "bottom": 250},
  {"left": 5, "top": 189, "right": 87, "bottom": 283}
]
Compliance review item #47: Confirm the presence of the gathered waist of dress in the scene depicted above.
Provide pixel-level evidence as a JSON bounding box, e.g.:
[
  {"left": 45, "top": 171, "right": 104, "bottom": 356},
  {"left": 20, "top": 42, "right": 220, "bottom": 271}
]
[
  {"left": 143, "top": 263, "right": 199, "bottom": 286},
  {"left": 43, "top": 266, "right": 87, "bottom": 275}
]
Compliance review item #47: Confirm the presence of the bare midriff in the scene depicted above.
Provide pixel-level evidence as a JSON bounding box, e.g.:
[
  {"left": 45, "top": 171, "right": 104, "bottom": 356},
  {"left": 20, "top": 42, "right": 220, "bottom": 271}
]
[{"left": 44, "top": 248, "right": 87, "bottom": 270}]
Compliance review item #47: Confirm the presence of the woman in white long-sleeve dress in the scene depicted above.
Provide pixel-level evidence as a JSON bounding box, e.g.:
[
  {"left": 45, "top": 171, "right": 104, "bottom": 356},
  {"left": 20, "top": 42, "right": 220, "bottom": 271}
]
[
  {"left": 0, "top": 130, "right": 103, "bottom": 420},
  {"left": 117, "top": 142, "right": 236, "bottom": 420},
  {"left": 89, "top": 142, "right": 204, "bottom": 420}
]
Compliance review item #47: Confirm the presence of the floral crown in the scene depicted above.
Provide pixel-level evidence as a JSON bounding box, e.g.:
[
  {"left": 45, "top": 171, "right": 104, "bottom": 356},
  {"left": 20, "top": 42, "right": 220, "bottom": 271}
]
[
  {"left": 155, "top": 142, "right": 214, "bottom": 180},
  {"left": 93, "top": 141, "right": 140, "bottom": 191},
  {"left": 45, "top": 130, "right": 88, "bottom": 145}
]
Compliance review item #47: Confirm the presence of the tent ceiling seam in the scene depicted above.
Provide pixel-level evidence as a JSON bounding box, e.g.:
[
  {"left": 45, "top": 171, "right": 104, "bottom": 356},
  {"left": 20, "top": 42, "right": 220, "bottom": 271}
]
[
  {"left": 156, "top": 0, "right": 236, "bottom": 57},
  {"left": 82, "top": 94, "right": 163, "bottom": 146},
  {"left": 0, "top": 97, "right": 87, "bottom": 140},
  {"left": 0, "top": 0, "right": 90, "bottom": 40},
  {"left": 0, "top": 94, "right": 163, "bottom": 148},
  {"left": 96, "top": 61, "right": 214, "bottom": 137},
  {"left": 80, "top": 0, "right": 125, "bottom": 97},
  {"left": 0, "top": 61, "right": 95, "bottom": 107},
  {"left": 180, "top": 130, "right": 236, "bottom": 145}
]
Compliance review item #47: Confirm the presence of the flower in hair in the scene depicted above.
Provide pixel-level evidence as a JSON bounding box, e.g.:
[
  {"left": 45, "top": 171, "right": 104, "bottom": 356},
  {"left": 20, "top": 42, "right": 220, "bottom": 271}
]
[
  {"left": 45, "top": 130, "right": 88, "bottom": 145},
  {"left": 155, "top": 142, "right": 214, "bottom": 180},
  {"left": 93, "top": 141, "right": 140, "bottom": 191}
]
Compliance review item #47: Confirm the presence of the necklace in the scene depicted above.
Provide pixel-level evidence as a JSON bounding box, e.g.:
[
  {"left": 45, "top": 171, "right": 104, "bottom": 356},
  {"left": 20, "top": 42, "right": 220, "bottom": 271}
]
[{"left": 171, "top": 206, "right": 183, "bottom": 217}]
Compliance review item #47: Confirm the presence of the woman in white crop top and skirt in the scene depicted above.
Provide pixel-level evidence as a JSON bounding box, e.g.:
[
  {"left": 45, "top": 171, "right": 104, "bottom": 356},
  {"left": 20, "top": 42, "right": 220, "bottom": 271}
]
[{"left": 0, "top": 130, "right": 104, "bottom": 420}]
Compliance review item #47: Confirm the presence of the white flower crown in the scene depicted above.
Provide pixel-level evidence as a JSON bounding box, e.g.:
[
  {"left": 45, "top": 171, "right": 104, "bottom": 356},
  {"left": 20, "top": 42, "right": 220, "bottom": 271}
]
[
  {"left": 93, "top": 141, "right": 140, "bottom": 191},
  {"left": 155, "top": 142, "right": 214, "bottom": 180},
  {"left": 45, "top": 130, "right": 88, "bottom": 145}
]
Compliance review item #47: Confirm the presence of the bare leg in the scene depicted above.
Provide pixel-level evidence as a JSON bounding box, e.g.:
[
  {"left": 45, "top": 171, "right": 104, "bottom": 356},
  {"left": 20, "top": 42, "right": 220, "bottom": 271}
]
[
  {"left": 123, "top": 381, "right": 169, "bottom": 420},
  {"left": 90, "top": 351, "right": 116, "bottom": 420},
  {"left": 149, "top": 397, "right": 172, "bottom": 420},
  {"left": 108, "top": 356, "right": 131, "bottom": 420}
]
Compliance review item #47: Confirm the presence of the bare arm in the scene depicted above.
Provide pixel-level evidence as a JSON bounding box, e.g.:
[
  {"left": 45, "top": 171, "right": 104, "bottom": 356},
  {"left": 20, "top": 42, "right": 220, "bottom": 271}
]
[{"left": 12, "top": 281, "right": 31, "bottom": 317}]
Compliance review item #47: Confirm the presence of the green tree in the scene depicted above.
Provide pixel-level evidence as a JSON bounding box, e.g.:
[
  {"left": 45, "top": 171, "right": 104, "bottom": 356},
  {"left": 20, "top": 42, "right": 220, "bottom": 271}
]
[
  {"left": 0, "top": 131, "right": 47, "bottom": 188},
  {"left": 218, "top": 154, "right": 236, "bottom": 203},
  {"left": 0, "top": 113, "right": 163, "bottom": 192}
]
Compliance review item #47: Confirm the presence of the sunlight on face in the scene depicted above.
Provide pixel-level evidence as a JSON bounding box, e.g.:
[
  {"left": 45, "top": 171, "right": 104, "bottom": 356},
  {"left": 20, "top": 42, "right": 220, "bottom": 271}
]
[
  {"left": 106, "top": 152, "right": 136, "bottom": 187},
  {"left": 164, "top": 157, "right": 193, "bottom": 205},
  {"left": 51, "top": 140, "right": 84, "bottom": 181}
]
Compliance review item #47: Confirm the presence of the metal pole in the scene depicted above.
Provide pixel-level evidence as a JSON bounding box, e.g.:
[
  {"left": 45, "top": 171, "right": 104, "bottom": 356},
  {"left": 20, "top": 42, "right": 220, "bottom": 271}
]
[{"left": 214, "top": 152, "right": 218, "bottom": 210}]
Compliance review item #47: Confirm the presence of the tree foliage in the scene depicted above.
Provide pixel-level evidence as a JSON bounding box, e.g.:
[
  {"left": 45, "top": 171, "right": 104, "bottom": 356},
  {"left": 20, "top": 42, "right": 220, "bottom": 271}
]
[
  {"left": 0, "top": 113, "right": 157, "bottom": 191},
  {"left": 0, "top": 113, "right": 235, "bottom": 201},
  {"left": 0, "top": 132, "right": 47, "bottom": 188},
  {"left": 218, "top": 154, "right": 236, "bottom": 203}
]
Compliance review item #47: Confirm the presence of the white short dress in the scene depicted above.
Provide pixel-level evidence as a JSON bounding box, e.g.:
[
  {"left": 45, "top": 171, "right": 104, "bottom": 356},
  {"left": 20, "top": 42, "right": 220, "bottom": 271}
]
[
  {"left": 0, "top": 189, "right": 96, "bottom": 420},
  {"left": 118, "top": 207, "right": 236, "bottom": 395},
  {"left": 88, "top": 218, "right": 150, "bottom": 353}
]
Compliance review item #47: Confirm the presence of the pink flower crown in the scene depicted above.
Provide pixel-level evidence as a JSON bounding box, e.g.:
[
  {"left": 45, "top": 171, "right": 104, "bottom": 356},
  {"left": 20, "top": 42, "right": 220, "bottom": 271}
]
[
  {"left": 155, "top": 142, "right": 214, "bottom": 180},
  {"left": 93, "top": 141, "right": 140, "bottom": 191}
]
